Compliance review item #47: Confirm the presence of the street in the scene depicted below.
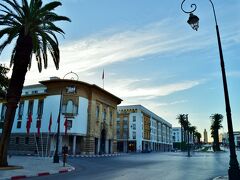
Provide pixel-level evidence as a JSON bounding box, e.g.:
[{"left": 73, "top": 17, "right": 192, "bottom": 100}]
[{"left": 27, "top": 151, "right": 240, "bottom": 180}]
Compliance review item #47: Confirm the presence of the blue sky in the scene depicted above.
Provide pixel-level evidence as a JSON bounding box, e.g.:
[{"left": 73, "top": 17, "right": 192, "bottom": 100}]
[{"left": 1, "top": 0, "right": 240, "bottom": 139}]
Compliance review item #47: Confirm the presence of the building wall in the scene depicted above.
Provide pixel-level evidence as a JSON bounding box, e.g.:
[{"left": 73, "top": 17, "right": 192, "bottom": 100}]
[
  {"left": 117, "top": 105, "right": 173, "bottom": 152},
  {"left": 0, "top": 78, "right": 122, "bottom": 155}
]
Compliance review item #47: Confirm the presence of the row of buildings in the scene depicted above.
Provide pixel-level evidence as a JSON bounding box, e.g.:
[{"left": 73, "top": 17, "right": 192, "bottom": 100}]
[{"left": 0, "top": 77, "right": 173, "bottom": 155}]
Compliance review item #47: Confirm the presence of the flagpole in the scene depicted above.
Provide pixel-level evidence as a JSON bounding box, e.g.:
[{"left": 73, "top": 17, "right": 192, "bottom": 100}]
[
  {"left": 45, "top": 132, "right": 49, "bottom": 158},
  {"left": 41, "top": 132, "right": 44, "bottom": 157},
  {"left": 34, "top": 133, "right": 40, "bottom": 157},
  {"left": 102, "top": 69, "right": 104, "bottom": 89}
]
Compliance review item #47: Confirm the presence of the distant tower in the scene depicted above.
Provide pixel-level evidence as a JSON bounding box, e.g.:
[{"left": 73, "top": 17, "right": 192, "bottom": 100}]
[{"left": 204, "top": 129, "right": 208, "bottom": 144}]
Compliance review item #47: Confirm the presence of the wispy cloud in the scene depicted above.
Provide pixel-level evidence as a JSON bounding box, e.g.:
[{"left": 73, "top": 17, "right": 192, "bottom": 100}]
[{"left": 107, "top": 78, "right": 204, "bottom": 99}]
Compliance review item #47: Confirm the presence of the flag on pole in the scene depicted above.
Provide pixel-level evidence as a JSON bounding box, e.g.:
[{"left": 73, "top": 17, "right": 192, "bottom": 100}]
[
  {"left": 64, "top": 118, "right": 68, "bottom": 135},
  {"left": 102, "top": 69, "right": 104, "bottom": 80},
  {"left": 26, "top": 114, "right": 32, "bottom": 135},
  {"left": 48, "top": 113, "right": 52, "bottom": 133},
  {"left": 37, "top": 119, "right": 41, "bottom": 136}
]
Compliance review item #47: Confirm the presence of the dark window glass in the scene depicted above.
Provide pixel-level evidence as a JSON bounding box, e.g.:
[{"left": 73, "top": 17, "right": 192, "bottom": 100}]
[
  {"left": 18, "top": 101, "right": 24, "bottom": 119},
  {"left": 28, "top": 100, "right": 34, "bottom": 115},
  {"left": 37, "top": 99, "right": 44, "bottom": 119},
  {"left": 0, "top": 103, "right": 7, "bottom": 121},
  {"left": 17, "top": 121, "right": 21, "bottom": 129}
]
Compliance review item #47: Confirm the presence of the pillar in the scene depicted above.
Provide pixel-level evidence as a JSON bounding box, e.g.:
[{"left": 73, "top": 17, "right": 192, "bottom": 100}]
[{"left": 73, "top": 135, "right": 76, "bottom": 155}]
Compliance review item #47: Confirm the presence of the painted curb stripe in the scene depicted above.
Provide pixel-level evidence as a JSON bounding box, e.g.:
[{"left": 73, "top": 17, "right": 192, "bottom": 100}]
[
  {"left": 38, "top": 172, "right": 50, "bottom": 176},
  {"left": 11, "top": 175, "right": 27, "bottom": 180}
]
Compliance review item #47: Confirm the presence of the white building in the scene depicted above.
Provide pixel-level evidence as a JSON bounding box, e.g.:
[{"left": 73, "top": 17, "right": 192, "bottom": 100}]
[
  {"left": 117, "top": 105, "right": 172, "bottom": 152},
  {"left": 0, "top": 77, "right": 122, "bottom": 155},
  {"left": 172, "top": 127, "right": 194, "bottom": 144},
  {"left": 172, "top": 127, "right": 182, "bottom": 143}
]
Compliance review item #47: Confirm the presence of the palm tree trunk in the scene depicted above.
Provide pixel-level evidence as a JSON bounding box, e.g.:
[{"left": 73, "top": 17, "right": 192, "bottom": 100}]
[
  {"left": 215, "top": 129, "right": 220, "bottom": 151},
  {"left": 0, "top": 34, "right": 32, "bottom": 167}
]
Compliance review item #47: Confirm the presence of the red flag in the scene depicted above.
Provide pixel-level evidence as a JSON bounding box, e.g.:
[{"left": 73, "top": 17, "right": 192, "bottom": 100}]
[
  {"left": 26, "top": 114, "right": 32, "bottom": 135},
  {"left": 48, "top": 113, "right": 52, "bottom": 133},
  {"left": 64, "top": 118, "right": 68, "bottom": 135},
  {"left": 37, "top": 119, "right": 41, "bottom": 136},
  {"left": 102, "top": 69, "right": 104, "bottom": 80}
]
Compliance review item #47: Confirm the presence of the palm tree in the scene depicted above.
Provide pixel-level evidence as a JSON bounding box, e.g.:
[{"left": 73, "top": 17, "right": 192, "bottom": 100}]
[
  {"left": 177, "top": 114, "right": 186, "bottom": 143},
  {"left": 210, "top": 113, "right": 223, "bottom": 151},
  {"left": 0, "top": 0, "right": 70, "bottom": 167},
  {"left": 0, "top": 64, "right": 9, "bottom": 98},
  {"left": 188, "top": 126, "right": 196, "bottom": 144},
  {"left": 194, "top": 131, "right": 201, "bottom": 143}
]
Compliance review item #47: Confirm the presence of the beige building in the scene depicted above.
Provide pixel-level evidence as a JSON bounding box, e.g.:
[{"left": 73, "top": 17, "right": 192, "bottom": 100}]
[{"left": 0, "top": 77, "right": 122, "bottom": 155}]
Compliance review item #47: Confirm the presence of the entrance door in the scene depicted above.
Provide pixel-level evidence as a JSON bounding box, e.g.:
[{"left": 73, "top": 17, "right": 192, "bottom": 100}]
[
  {"left": 100, "top": 129, "right": 106, "bottom": 154},
  {"left": 95, "top": 138, "right": 98, "bottom": 155}
]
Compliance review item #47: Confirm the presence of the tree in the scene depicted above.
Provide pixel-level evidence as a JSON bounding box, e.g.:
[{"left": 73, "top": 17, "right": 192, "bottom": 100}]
[
  {"left": 210, "top": 113, "right": 223, "bottom": 152},
  {"left": 0, "top": 64, "right": 9, "bottom": 98},
  {"left": 194, "top": 131, "right": 201, "bottom": 144},
  {"left": 188, "top": 126, "right": 196, "bottom": 144},
  {"left": 0, "top": 0, "right": 70, "bottom": 167},
  {"left": 177, "top": 114, "right": 186, "bottom": 143}
]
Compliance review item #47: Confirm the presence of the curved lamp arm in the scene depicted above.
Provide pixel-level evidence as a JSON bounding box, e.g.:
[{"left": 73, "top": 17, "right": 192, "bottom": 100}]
[{"left": 181, "top": 0, "right": 197, "bottom": 14}]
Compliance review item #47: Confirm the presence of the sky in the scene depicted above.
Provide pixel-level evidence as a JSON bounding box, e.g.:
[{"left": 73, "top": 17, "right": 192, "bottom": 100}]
[{"left": 0, "top": 0, "right": 240, "bottom": 140}]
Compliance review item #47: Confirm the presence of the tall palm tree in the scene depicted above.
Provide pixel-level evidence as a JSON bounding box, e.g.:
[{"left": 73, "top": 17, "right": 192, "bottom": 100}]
[
  {"left": 0, "top": 0, "right": 70, "bottom": 166},
  {"left": 188, "top": 126, "right": 196, "bottom": 144},
  {"left": 210, "top": 113, "right": 223, "bottom": 151},
  {"left": 177, "top": 114, "right": 186, "bottom": 143},
  {"left": 194, "top": 131, "right": 201, "bottom": 144}
]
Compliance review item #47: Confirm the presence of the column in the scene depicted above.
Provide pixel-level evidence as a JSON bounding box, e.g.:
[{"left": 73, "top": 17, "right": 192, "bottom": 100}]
[{"left": 73, "top": 135, "right": 76, "bottom": 155}]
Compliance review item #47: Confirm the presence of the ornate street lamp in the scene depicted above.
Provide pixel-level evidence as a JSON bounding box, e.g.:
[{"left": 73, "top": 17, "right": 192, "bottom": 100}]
[{"left": 181, "top": 0, "right": 240, "bottom": 179}]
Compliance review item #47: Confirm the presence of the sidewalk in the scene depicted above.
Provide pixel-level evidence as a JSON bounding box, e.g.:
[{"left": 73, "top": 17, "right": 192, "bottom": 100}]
[{"left": 0, "top": 156, "right": 75, "bottom": 180}]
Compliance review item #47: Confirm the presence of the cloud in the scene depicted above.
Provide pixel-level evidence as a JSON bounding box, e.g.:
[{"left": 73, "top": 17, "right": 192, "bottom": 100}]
[{"left": 107, "top": 78, "right": 203, "bottom": 99}]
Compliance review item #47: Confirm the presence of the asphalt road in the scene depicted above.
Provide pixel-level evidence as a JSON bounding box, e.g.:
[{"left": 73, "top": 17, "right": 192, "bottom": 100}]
[{"left": 28, "top": 151, "right": 240, "bottom": 180}]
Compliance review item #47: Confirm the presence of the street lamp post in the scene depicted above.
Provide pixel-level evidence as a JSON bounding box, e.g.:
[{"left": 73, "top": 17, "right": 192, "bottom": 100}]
[
  {"left": 181, "top": 0, "right": 240, "bottom": 179},
  {"left": 53, "top": 90, "right": 63, "bottom": 163}
]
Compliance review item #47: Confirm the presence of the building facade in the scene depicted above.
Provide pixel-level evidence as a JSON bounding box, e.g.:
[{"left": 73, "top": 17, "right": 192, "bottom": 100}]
[
  {"left": 116, "top": 105, "right": 172, "bottom": 152},
  {"left": 0, "top": 77, "right": 122, "bottom": 155}
]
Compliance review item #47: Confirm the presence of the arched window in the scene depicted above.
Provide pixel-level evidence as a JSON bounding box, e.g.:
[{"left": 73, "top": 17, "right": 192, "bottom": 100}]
[
  {"left": 96, "top": 106, "right": 99, "bottom": 120},
  {"left": 102, "top": 108, "right": 106, "bottom": 121},
  {"left": 66, "top": 100, "right": 74, "bottom": 113}
]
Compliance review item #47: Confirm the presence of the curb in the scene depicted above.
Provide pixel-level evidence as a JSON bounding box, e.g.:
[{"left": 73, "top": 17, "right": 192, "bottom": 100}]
[
  {"left": 4, "top": 167, "right": 75, "bottom": 180},
  {"left": 212, "top": 176, "right": 228, "bottom": 180},
  {"left": 68, "top": 153, "right": 122, "bottom": 158}
]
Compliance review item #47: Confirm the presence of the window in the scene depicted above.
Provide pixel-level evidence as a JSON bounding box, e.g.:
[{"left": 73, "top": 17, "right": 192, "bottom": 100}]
[
  {"left": 133, "top": 132, "right": 136, "bottom": 139},
  {"left": 132, "top": 124, "right": 136, "bottom": 130},
  {"left": 96, "top": 106, "right": 99, "bottom": 120},
  {"left": 102, "top": 108, "right": 106, "bottom": 121},
  {"left": 32, "top": 90, "right": 38, "bottom": 94},
  {"left": 63, "top": 99, "right": 78, "bottom": 115},
  {"left": 25, "top": 137, "right": 29, "bottom": 145},
  {"left": 17, "top": 121, "right": 22, "bottom": 129},
  {"left": 15, "top": 137, "right": 20, "bottom": 144},
  {"left": 110, "top": 111, "right": 113, "bottom": 124},
  {"left": 18, "top": 101, "right": 24, "bottom": 119},
  {"left": 28, "top": 100, "right": 34, "bottom": 115},
  {"left": 37, "top": 99, "right": 44, "bottom": 119},
  {"left": 66, "top": 100, "right": 74, "bottom": 113},
  {"left": 0, "top": 103, "right": 7, "bottom": 121},
  {"left": 133, "top": 116, "right": 136, "bottom": 122}
]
